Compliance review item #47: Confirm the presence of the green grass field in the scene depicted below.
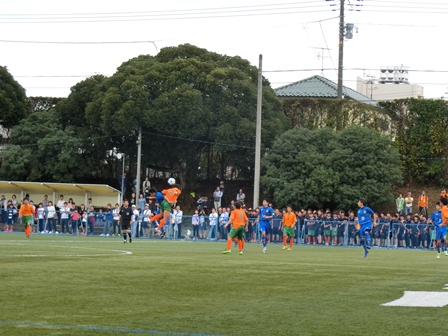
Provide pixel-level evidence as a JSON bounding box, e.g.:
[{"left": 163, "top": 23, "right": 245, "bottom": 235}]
[{"left": 1, "top": 234, "right": 448, "bottom": 336}]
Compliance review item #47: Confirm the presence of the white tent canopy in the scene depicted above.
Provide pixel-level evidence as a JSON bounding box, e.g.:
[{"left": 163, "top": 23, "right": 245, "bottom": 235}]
[{"left": 0, "top": 181, "right": 121, "bottom": 208}]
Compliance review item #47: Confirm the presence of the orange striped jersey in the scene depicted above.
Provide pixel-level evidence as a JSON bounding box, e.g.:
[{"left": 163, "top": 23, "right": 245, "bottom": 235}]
[
  {"left": 19, "top": 204, "right": 35, "bottom": 217},
  {"left": 230, "top": 209, "right": 248, "bottom": 229},
  {"left": 162, "top": 187, "right": 181, "bottom": 204},
  {"left": 282, "top": 212, "right": 297, "bottom": 227},
  {"left": 442, "top": 206, "right": 448, "bottom": 225},
  {"left": 418, "top": 195, "right": 429, "bottom": 207}
]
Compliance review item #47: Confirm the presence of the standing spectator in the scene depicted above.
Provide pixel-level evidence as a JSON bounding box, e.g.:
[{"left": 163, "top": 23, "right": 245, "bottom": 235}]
[
  {"left": 236, "top": 189, "right": 246, "bottom": 205},
  {"left": 41, "top": 195, "right": 49, "bottom": 210},
  {"left": 118, "top": 171, "right": 128, "bottom": 198},
  {"left": 87, "top": 198, "right": 94, "bottom": 209},
  {"left": 219, "top": 207, "right": 229, "bottom": 241},
  {"left": 37, "top": 203, "right": 45, "bottom": 233},
  {"left": 141, "top": 204, "right": 151, "bottom": 238},
  {"left": 142, "top": 177, "right": 151, "bottom": 198},
  {"left": 199, "top": 208, "right": 207, "bottom": 240},
  {"left": 192, "top": 209, "right": 200, "bottom": 241},
  {"left": 173, "top": 205, "right": 183, "bottom": 239},
  {"left": 4, "top": 203, "right": 15, "bottom": 232},
  {"left": 81, "top": 210, "right": 88, "bottom": 236},
  {"left": 101, "top": 204, "right": 113, "bottom": 236},
  {"left": 47, "top": 201, "right": 57, "bottom": 234},
  {"left": 418, "top": 191, "right": 429, "bottom": 217},
  {"left": 272, "top": 208, "right": 283, "bottom": 244},
  {"left": 60, "top": 202, "right": 70, "bottom": 234},
  {"left": 56, "top": 195, "right": 65, "bottom": 226},
  {"left": 208, "top": 208, "right": 218, "bottom": 240},
  {"left": 137, "top": 193, "right": 146, "bottom": 211},
  {"left": 131, "top": 205, "right": 139, "bottom": 238},
  {"left": 213, "top": 187, "right": 223, "bottom": 211},
  {"left": 0, "top": 194, "right": 6, "bottom": 224},
  {"left": 405, "top": 192, "right": 414, "bottom": 216},
  {"left": 112, "top": 203, "right": 121, "bottom": 236},
  {"left": 396, "top": 194, "right": 405, "bottom": 216},
  {"left": 132, "top": 176, "right": 138, "bottom": 194},
  {"left": 219, "top": 181, "right": 226, "bottom": 208},
  {"left": 129, "top": 192, "right": 136, "bottom": 208},
  {"left": 70, "top": 203, "right": 81, "bottom": 235},
  {"left": 11, "top": 195, "right": 18, "bottom": 224},
  {"left": 67, "top": 198, "right": 74, "bottom": 209},
  {"left": 96, "top": 208, "right": 104, "bottom": 229}
]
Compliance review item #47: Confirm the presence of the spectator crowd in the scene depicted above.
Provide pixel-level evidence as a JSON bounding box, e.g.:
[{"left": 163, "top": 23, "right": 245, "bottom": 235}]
[{"left": 0, "top": 186, "right": 444, "bottom": 250}]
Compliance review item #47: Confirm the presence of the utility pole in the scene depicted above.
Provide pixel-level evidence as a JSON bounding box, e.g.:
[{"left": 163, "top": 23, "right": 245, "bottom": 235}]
[
  {"left": 135, "top": 127, "right": 142, "bottom": 202},
  {"left": 337, "top": 0, "right": 345, "bottom": 99},
  {"left": 253, "top": 54, "right": 262, "bottom": 210}
]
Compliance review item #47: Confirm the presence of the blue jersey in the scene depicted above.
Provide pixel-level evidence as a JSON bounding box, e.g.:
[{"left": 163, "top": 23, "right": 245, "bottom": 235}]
[
  {"left": 357, "top": 206, "right": 374, "bottom": 228},
  {"left": 431, "top": 210, "right": 442, "bottom": 228},
  {"left": 259, "top": 206, "right": 274, "bottom": 225},
  {"left": 156, "top": 192, "right": 164, "bottom": 205}
]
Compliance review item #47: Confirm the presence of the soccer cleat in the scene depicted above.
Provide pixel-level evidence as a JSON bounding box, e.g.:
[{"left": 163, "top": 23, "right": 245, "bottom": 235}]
[
  {"left": 222, "top": 250, "right": 231, "bottom": 254},
  {"left": 287, "top": 247, "right": 292, "bottom": 251},
  {"left": 123, "top": 240, "right": 127, "bottom": 244},
  {"left": 100, "top": 234, "right": 105, "bottom": 237},
  {"left": 239, "top": 252, "right": 243, "bottom": 255},
  {"left": 160, "top": 231, "right": 166, "bottom": 239},
  {"left": 106, "top": 234, "right": 110, "bottom": 237},
  {"left": 262, "top": 246, "right": 266, "bottom": 253},
  {"left": 445, "top": 251, "right": 448, "bottom": 256},
  {"left": 364, "top": 250, "right": 369, "bottom": 258},
  {"left": 129, "top": 238, "right": 132, "bottom": 243},
  {"left": 437, "top": 253, "right": 441, "bottom": 259},
  {"left": 282, "top": 246, "right": 287, "bottom": 250}
]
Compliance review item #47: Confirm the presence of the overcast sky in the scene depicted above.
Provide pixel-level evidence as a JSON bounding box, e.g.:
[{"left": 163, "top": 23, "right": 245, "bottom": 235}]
[{"left": 1, "top": 0, "right": 447, "bottom": 99}]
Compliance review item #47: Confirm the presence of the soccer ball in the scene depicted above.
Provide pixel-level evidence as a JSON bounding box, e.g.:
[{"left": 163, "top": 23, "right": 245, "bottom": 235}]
[{"left": 168, "top": 177, "right": 176, "bottom": 186}]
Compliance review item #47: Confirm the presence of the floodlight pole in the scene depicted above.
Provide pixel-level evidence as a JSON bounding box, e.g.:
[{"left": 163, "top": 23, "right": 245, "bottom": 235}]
[
  {"left": 337, "top": 0, "right": 345, "bottom": 99},
  {"left": 253, "top": 54, "right": 263, "bottom": 210},
  {"left": 135, "top": 128, "right": 142, "bottom": 204}
]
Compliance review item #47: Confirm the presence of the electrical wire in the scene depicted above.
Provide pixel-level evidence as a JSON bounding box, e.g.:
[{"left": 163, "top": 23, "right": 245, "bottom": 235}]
[{"left": 0, "top": 1, "right": 327, "bottom": 16}]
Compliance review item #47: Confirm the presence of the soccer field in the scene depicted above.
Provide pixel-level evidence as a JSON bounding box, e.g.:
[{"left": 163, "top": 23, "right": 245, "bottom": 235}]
[{"left": 1, "top": 234, "right": 447, "bottom": 336}]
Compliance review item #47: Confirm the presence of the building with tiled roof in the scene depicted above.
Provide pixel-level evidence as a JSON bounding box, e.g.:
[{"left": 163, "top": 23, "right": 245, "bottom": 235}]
[{"left": 275, "top": 75, "right": 377, "bottom": 106}]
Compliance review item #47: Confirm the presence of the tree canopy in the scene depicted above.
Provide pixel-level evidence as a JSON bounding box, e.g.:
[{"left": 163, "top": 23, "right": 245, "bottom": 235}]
[
  {"left": 261, "top": 126, "right": 402, "bottom": 210},
  {"left": 0, "top": 44, "right": 290, "bottom": 191},
  {"left": 0, "top": 66, "right": 30, "bottom": 139},
  {"left": 380, "top": 98, "right": 448, "bottom": 186}
]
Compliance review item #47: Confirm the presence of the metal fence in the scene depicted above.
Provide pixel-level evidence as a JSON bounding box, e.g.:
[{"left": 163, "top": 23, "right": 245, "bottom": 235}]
[{"left": 0, "top": 209, "right": 438, "bottom": 249}]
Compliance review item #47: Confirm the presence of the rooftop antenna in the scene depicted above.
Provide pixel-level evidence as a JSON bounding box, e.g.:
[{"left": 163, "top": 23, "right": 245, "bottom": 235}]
[{"left": 313, "top": 47, "right": 331, "bottom": 76}]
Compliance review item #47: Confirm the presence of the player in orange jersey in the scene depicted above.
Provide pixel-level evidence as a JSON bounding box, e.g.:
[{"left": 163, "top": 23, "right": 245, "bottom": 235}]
[
  {"left": 19, "top": 198, "right": 35, "bottom": 238},
  {"left": 154, "top": 178, "right": 181, "bottom": 238},
  {"left": 223, "top": 202, "right": 248, "bottom": 255},
  {"left": 282, "top": 205, "right": 297, "bottom": 250}
]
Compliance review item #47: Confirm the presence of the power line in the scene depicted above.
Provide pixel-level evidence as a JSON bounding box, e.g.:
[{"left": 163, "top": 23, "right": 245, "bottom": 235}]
[
  {"left": 0, "top": 9, "right": 333, "bottom": 24},
  {"left": 1, "top": 4, "right": 330, "bottom": 20},
  {"left": 0, "top": 1, "right": 326, "bottom": 16},
  {"left": 264, "top": 68, "right": 448, "bottom": 73},
  {"left": 0, "top": 40, "right": 162, "bottom": 45}
]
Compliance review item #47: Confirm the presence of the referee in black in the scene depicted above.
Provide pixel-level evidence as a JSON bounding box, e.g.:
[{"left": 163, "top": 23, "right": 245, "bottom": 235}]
[{"left": 119, "top": 200, "right": 133, "bottom": 243}]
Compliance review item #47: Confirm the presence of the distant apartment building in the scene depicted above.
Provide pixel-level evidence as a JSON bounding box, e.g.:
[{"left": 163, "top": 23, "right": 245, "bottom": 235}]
[{"left": 356, "top": 65, "right": 424, "bottom": 101}]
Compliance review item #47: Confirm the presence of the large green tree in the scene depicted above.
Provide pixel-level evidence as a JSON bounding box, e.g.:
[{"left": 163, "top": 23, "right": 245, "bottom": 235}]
[
  {"left": 261, "top": 126, "right": 402, "bottom": 210},
  {"left": 0, "top": 66, "right": 30, "bottom": 139},
  {"left": 380, "top": 98, "right": 448, "bottom": 185},
  {"left": 86, "top": 44, "right": 289, "bottom": 188}
]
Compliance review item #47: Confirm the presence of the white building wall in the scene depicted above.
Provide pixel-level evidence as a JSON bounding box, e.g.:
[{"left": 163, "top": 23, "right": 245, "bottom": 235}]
[{"left": 356, "top": 77, "right": 424, "bottom": 101}]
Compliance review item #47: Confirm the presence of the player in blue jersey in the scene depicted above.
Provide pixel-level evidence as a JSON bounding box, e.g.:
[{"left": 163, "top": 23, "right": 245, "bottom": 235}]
[
  {"left": 258, "top": 199, "right": 274, "bottom": 253},
  {"left": 357, "top": 198, "right": 375, "bottom": 258},
  {"left": 431, "top": 201, "right": 446, "bottom": 258}
]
